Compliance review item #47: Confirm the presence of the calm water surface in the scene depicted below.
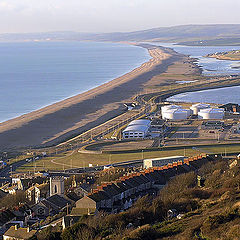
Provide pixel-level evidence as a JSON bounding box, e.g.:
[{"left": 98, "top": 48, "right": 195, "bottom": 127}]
[
  {"left": 156, "top": 43, "right": 240, "bottom": 76},
  {"left": 157, "top": 43, "right": 240, "bottom": 105},
  {"left": 167, "top": 86, "right": 240, "bottom": 105},
  {"left": 0, "top": 42, "right": 150, "bottom": 122}
]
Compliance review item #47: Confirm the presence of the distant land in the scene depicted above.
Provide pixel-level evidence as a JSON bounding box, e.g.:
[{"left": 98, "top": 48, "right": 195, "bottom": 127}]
[
  {"left": 2, "top": 24, "right": 240, "bottom": 46},
  {"left": 205, "top": 50, "right": 240, "bottom": 61}
]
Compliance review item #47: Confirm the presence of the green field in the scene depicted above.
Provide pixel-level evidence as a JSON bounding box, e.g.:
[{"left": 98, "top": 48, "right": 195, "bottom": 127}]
[{"left": 16, "top": 143, "right": 240, "bottom": 172}]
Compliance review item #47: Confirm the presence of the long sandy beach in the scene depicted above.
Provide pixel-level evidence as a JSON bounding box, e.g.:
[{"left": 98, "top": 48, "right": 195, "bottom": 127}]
[{"left": 0, "top": 44, "right": 181, "bottom": 149}]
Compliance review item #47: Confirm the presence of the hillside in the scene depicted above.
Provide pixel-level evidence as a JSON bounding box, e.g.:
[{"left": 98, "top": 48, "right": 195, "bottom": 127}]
[
  {"left": 81, "top": 24, "right": 240, "bottom": 43},
  {"left": 2, "top": 25, "right": 240, "bottom": 45},
  {"left": 33, "top": 157, "right": 240, "bottom": 240}
]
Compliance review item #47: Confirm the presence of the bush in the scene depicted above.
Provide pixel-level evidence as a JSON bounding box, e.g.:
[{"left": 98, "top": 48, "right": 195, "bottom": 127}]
[
  {"left": 61, "top": 222, "right": 96, "bottom": 240},
  {"left": 127, "top": 224, "right": 158, "bottom": 240}
]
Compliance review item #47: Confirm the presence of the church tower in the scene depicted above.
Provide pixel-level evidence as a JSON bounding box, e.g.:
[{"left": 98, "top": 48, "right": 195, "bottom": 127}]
[{"left": 50, "top": 176, "right": 64, "bottom": 196}]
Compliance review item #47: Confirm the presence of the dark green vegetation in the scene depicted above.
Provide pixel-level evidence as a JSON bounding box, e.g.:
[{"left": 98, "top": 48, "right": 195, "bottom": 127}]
[
  {"left": 2, "top": 24, "right": 240, "bottom": 45},
  {"left": 33, "top": 158, "right": 240, "bottom": 240},
  {"left": 178, "top": 38, "right": 240, "bottom": 46}
]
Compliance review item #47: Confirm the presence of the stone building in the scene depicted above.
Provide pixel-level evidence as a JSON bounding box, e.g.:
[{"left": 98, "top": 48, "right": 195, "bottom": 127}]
[{"left": 50, "top": 177, "right": 64, "bottom": 196}]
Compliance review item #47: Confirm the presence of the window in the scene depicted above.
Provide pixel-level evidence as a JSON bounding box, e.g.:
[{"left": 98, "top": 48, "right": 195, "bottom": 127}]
[
  {"left": 55, "top": 185, "right": 57, "bottom": 193},
  {"left": 38, "top": 207, "right": 45, "bottom": 215}
]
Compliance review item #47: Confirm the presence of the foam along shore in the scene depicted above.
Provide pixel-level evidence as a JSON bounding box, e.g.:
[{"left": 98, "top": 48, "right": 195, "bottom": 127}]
[{"left": 0, "top": 44, "right": 178, "bottom": 149}]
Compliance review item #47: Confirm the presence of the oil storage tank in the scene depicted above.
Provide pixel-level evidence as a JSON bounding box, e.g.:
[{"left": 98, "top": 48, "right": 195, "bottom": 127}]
[
  {"left": 198, "top": 108, "right": 224, "bottom": 119},
  {"left": 161, "top": 105, "right": 181, "bottom": 115},
  {"left": 190, "top": 103, "right": 211, "bottom": 115},
  {"left": 162, "top": 108, "right": 191, "bottom": 120}
]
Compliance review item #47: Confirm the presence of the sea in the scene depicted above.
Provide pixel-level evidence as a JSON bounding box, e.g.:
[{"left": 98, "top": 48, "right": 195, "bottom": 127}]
[
  {"left": 1, "top": 41, "right": 240, "bottom": 123},
  {"left": 0, "top": 41, "right": 151, "bottom": 123}
]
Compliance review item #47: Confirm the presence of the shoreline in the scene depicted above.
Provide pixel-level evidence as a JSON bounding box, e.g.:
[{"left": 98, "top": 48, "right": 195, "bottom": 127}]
[
  {"left": 0, "top": 44, "right": 177, "bottom": 149},
  {"left": 0, "top": 41, "right": 151, "bottom": 124},
  {"left": 166, "top": 84, "right": 240, "bottom": 104}
]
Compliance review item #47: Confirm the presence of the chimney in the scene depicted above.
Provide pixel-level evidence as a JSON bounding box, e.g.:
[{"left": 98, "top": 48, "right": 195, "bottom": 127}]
[{"left": 15, "top": 225, "right": 18, "bottom": 230}]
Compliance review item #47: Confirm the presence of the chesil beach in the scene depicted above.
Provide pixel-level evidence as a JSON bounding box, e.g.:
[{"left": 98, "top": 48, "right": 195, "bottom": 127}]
[{"left": 0, "top": 42, "right": 177, "bottom": 149}]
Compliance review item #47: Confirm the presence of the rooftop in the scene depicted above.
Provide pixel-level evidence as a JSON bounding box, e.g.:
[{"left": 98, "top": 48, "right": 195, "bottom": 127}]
[
  {"left": 123, "top": 124, "right": 149, "bottom": 132},
  {"left": 144, "top": 156, "right": 185, "bottom": 161},
  {"left": 128, "top": 119, "right": 151, "bottom": 126},
  {"left": 3, "top": 226, "right": 37, "bottom": 239}
]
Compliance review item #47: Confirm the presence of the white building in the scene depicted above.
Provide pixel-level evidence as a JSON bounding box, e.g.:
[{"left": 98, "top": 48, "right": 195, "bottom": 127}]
[
  {"left": 143, "top": 156, "right": 185, "bottom": 169},
  {"left": 190, "top": 103, "right": 211, "bottom": 115},
  {"left": 122, "top": 119, "right": 151, "bottom": 139},
  {"left": 198, "top": 108, "right": 225, "bottom": 120}
]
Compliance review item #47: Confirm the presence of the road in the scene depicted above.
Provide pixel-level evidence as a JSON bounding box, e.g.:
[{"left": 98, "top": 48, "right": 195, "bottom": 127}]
[{"left": 0, "top": 159, "right": 27, "bottom": 178}]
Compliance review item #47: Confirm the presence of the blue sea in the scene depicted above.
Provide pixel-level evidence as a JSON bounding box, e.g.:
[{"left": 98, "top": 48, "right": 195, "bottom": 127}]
[
  {"left": 1, "top": 41, "right": 240, "bottom": 123},
  {"left": 0, "top": 42, "right": 151, "bottom": 123}
]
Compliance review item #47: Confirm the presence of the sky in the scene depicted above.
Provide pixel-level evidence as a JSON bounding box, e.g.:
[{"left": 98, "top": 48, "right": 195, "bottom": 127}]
[{"left": 0, "top": 0, "right": 240, "bottom": 33}]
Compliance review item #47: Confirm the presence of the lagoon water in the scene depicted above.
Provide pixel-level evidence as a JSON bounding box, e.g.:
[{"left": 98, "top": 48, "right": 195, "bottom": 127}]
[
  {"left": 157, "top": 43, "right": 240, "bottom": 105},
  {"left": 0, "top": 42, "right": 151, "bottom": 122},
  {"left": 156, "top": 43, "right": 240, "bottom": 76},
  {"left": 167, "top": 86, "right": 240, "bottom": 105}
]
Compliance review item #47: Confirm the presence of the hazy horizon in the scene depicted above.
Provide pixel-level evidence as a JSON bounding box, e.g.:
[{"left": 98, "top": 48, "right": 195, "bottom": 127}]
[{"left": 0, "top": 0, "right": 240, "bottom": 34}]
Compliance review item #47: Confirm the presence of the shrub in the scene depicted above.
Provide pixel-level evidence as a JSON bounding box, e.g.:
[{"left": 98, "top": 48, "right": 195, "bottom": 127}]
[
  {"left": 61, "top": 222, "right": 96, "bottom": 240},
  {"left": 127, "top": 224, "right": 158, "bottom": 240}
]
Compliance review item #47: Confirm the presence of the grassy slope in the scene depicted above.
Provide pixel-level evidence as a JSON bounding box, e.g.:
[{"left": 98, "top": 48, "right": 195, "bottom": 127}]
[{"left": 37, "top": 157, "right": 240, "bottom": 240}]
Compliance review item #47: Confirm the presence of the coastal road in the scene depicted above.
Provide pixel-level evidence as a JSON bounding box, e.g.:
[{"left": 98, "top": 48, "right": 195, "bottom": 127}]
[{"left": 0, "top": 159, "right": 27, "bottom": 177}]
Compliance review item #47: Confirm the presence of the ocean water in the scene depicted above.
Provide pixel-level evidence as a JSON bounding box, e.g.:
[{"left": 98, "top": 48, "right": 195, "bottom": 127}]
[
  {"left": 0, "top": 42, "right": 151, "bottom": 123},
  {"left": 167, "top": 86, "right": 240, "bottom": 105},
  {"left": 155, "top": 43, "right": 240, "bottom": 76}
]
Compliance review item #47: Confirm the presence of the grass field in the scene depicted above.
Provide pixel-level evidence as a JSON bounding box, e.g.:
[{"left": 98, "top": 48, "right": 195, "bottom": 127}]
[{"left": 16, "top": 143, "right": 240, "bottom": 172}]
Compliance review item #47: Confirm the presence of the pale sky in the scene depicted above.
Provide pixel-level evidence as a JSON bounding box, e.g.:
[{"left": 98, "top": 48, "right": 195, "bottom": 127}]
[{"left": 0, "top": 0, "right": 240, "bottom": 33}]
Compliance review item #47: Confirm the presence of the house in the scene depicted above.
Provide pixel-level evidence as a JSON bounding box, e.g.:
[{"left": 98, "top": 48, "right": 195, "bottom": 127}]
[
  {"left": 71, "top": 196, "right": 98, "bottom": 216},
  {"left": 32, "top": 194, "right": 72, "bottom": 218},
  {"left": 27, "top": 183, "right": 49, "bottom": 204},
  {"left": 143, "top": 156, "right": 185, "bottom": 169},
  {"left": 62, "top": 215, "right": 81, "bottom": 230},
  {"left": 3, "top": 225, "right": 37, "bottom": 240},
  {"left": 13, "top": 177, "right": 46, "bottom": 191},
  {"left": 0, "top": 210, "right": 16, "bottom": 236}
]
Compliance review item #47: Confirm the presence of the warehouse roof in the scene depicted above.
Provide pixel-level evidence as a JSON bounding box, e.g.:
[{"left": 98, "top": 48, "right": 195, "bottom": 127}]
[
  {"left": 123, "top": 124, "right": 149, "bottom": 133},
  {"left": 128, "top": 119, "right": 151, "bottom": 126}
]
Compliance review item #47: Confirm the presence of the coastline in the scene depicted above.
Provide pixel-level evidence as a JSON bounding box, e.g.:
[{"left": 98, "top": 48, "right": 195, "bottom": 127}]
[{"left": 0, "top": 44, "right": 177, "bottom": 149}]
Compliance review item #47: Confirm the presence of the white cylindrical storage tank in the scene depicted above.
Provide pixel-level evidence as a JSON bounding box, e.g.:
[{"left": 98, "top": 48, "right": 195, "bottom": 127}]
[
  {"left": 162, "top": 110, "right": 175, "bottom": 120},
  {"left": 173, "top": 109, "right": 189, "bottom": 120},
  {"left": 198, "top": 108, "right": 224, "bottom": 119},
  {"left": 190, "top": 103, "right": 211, "bottom": 115},
  {"left": 161, "top": 105, "right": 181, "bottom": 117},
  {"left": 163, "top": 108, "right": 189, "bottom": 120}
]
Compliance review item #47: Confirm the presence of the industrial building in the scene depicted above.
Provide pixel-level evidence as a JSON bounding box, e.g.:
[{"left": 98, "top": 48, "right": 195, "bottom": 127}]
[
  {"left": 122, "top": 119, "right": 151, "bottom": 139},
  {"left": 198, "top": 108, "right": 225, "bottom": 119},
  {"left": 143, "top": 156, "right": 185, "bottom": 169},
  {"left": 161, "top": 105, "right": 192, "bottom": 120},
  {"left": 190, "top": 103, "right": 211, "bottom": 115},
  {"left": 201, "top": 121, "right": 224, "bottom": 130}
]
